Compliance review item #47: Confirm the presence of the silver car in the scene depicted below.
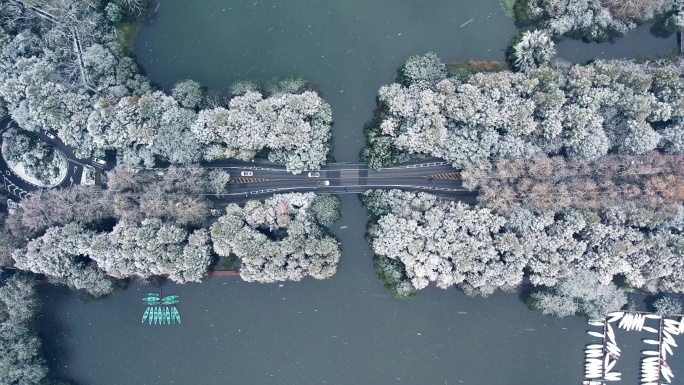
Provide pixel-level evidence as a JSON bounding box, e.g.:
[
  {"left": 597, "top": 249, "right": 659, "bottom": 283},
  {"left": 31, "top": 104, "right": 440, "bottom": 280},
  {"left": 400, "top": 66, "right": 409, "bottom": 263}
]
[
  {"left": 317, "top": 180, "right": 330, "bottom": 186},
  {"left": 241, "top": 171, "right": 253, "bottom": 176},
  {"left": 307, "top": 172, "right": 320, "bottom": 177}
]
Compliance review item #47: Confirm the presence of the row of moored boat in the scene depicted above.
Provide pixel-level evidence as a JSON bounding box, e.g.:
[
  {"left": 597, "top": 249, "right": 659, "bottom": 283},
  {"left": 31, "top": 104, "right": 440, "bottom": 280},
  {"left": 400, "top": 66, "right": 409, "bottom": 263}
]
[
  {"left": 141, "top": 306, "right": 181, "bottom": 325},
  {"left": 586, "top": 311, "right": 682, "bottom": 385}
]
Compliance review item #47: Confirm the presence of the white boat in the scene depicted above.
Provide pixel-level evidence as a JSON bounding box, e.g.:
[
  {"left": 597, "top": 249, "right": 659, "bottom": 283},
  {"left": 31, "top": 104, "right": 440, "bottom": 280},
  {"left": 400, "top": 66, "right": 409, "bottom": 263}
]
[
  {"left": 619, "top": 313, "right": 631, "bottom": 329},
  {"left": 642, "top": 376, "right": 659, "bottom": 383},
  {"left": 587, "top": 344, "right": 603, "bottom": 349},
  {"left": 663, "top": 342, "right": 673, "bottom": 356},
  {"left": 663, "top": 331, "right": 677, "bottom": 347},
  {"left": 664, "top": 325, "right": 679, "bottom": 336},
  {"left": 662, "top": 370, "right": 672, "bottom": 383},
  {"left": 644, "top": 339, "right": 660, "bottom": 345},
  {"left": 604, "top": 373, "right": 621, "bottom": 381},
  {"left": 662, "top": 365, "right": 673, "bottom": 377},
  {"left": 643, "top": 326, "right": 658, "bottom": 333},
  {"left": 588, "top": 331, "right": 604, "bottom": 338},
  {"left": 604, "top": 354, "right": 610, "bottom": 369},
  {"left": 637, "top": 314, "right": 645, "bottom": 331},
  {"left": 664, "top": 318, "right": 678, "bottom": 326},
  {"left": 606, "top": 328, "right": 615, "bottom": 343},
  {"left": 585, "top": 373, "right": 602, "bottom": 379},
  {"left": 643, "top": 350, "right": 660, "bottom": 356},
  {"left": 607, "top": 313, "right": 623, "bottom": 323},
  {"left": 605, "top": 360, "right": 616, "bottom": 372},
  {"left": 631, "top": 314, "right": 641, "bottom": 331},
  {"left": 586, "top": 352, "right": 603, "bottom": 358},
  {"left": 643, "top": 357, "right": 659, "bottom": 362},
  {"left": 589, "top": 321, "right": 604, "bottom": 327},
  {"left": 606, "top": 341, "right": 621, "bottom": 352},
  {"left": 679, "top": 316, "right": 684, "bottom": 334},
  {"left": 645, "top": 314, "right": 662, "bottom": 320}
]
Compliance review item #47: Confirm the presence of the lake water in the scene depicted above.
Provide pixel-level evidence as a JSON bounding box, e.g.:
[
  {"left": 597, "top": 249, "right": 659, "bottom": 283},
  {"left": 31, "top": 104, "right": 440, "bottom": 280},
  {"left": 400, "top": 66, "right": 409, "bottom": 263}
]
[{"left": 37, "top": 1, "right": 678, "bottom": 384}]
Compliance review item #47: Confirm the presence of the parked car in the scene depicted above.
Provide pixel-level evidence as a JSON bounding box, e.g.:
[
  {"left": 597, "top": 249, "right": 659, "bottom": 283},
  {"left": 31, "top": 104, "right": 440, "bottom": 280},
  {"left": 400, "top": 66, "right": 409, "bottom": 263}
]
[
  {"left": 307, "top": 172, "right": 320, "bottom": 177},
  {"left": 92, "top": 157, "right": 106, "bottom": 165},
  {"left": 44, "top": 131, "right": 56, "bottom": 139},
  {"left": 241, "top": 171, "right": 253, "bottom": 176},
  {"left": 317, "top": 180, "right": 330, "bottom": 186}
]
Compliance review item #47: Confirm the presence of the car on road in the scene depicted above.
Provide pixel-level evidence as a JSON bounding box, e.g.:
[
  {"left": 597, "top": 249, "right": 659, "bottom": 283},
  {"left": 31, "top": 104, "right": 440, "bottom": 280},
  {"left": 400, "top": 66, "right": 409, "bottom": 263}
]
[
  {"left": 317, "top": 180, "right": 330, "bottom": 186},
  {"left": 307, "top": 172, "right": 320, "bottom": 177},
  {"left": 44, "top": 131, "right": 56, "bottom": 139},
  {"left": 92, "top": 157, "right": 106, "bottom": 165},
  {"left": 241, "top": 171, "right": 253, "bottom": 176}
]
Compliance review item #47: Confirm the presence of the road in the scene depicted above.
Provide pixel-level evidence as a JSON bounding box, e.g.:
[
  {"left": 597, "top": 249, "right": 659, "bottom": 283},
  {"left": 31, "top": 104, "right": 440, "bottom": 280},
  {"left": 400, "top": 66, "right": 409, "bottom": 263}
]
[{"left": 0, "top": 117, "right": 476, "bottom": 203}]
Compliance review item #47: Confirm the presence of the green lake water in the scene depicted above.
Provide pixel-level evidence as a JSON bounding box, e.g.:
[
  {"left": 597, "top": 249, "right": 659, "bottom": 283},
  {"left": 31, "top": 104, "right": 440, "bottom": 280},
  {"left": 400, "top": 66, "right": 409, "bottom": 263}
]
[{"left": 36, "top": 1, "right": 678, "bottom": 384}]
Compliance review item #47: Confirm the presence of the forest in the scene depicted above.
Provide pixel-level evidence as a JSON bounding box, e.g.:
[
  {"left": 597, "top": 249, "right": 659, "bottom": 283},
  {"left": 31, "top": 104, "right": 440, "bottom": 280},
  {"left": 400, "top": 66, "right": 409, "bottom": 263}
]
[
  {"left": 0, "top": 0, "right": 333, "bottom": 173},
  {"left": 1, "top": 0, "right": 684, "bottom": 382},
  {"left": 364, "top": 50, "right": 684, "bottom": 319},
  {"left": 513, "top": 0, "right": 684, "bottom": 41},
  {"left": 0, "top": 0, "right": 344, "bottom": 382}
]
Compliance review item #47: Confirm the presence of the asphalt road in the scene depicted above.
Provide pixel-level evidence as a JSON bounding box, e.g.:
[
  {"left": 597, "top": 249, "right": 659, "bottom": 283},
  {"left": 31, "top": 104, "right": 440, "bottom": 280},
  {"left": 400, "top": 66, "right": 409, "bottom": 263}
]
[{"left": 0, "top": 117, "right": 476, "bottom": 203}]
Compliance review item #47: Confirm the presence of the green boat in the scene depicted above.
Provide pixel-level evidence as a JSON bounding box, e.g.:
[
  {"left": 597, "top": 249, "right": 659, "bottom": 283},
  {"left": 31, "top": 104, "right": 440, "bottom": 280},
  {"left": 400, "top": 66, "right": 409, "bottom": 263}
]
[
  {"left": 172, "top": 307, "right": 181, "bottom": 324},
  {"left": 144, "top": 300, "right": 160, "bottom": 305},
  {"left": 162, "top": 295, "right": 179, "bottom": 301},
  {"left": 144, "top": 292, "right": 159, "bottom": 297},
  {"left": 164, "top": 307, "right": 171, "bottom": 324},
  {"left": 155, "top": 307, "right": 161, "bottom": 325},
  {"left": 148, "top": 308, "right": 154, "bottom": 325},
  {"left": 141, "top": 308, "right": 150, "bottom": 323},
  {"left": 161, "top": 299, "right": 178, "bottom": 305},
  {"left": 143, "top": 296, "right": 160, "bottom": 301}
]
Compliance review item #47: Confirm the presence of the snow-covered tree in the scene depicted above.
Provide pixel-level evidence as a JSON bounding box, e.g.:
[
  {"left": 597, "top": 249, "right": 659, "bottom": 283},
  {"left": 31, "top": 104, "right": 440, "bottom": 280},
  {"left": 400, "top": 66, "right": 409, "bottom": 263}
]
[
  {"left": 171, "top": 79, "right": 205, "bottom": 109},
  {"left": 398, "top": 52, "right": 447, "bottom": 88},
  {"left": 12, "top": 223, "right": 115, "bottom": 297},
  {"left": 511, "top": 30, "right": 556, "bottom": 73},
  {"left": 210, "top": 193, "right": 341, "bottom": 283},
  {"left": 651, "top": 295, "right": 683, "bottom": 316},
  {"left": 89, "top": 219, "right": 212, "bottom": 283},
  {"left": 0, "top": 274, "right": 48, "bottom": 385},
  {"left": 530, "top": 270, "right": 627, "bottom": 319},
  {"left": 363, "top": 190, "right": 526, "bottom": 295}
]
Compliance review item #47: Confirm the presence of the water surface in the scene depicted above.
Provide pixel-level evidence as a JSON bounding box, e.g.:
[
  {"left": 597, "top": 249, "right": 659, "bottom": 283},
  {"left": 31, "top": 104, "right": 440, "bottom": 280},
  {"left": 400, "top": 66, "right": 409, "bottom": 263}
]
[
  {"left": 36, "top": 2, "right": 680, "bottom": 384},
  {"left": 136, "top": 0, "right": 517, "bottom": 161}
]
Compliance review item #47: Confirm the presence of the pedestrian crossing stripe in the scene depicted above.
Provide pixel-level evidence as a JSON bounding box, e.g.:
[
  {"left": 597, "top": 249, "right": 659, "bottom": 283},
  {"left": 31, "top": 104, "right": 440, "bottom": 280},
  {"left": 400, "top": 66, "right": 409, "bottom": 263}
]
[
  {"left": 428, "top": 173, "right": 461, "bottom": 180},
  {"left": 232, "top": 178, "right": 269, "bottom": 184}
]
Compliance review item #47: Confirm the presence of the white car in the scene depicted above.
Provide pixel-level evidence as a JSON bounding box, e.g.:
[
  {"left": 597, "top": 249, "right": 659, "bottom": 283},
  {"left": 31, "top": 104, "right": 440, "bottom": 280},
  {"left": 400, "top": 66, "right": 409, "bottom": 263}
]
[
  {"left": 92, "top": 157, "right": 106, "bottom": 165},
  {"left": 317, "top": 180, "right": 330, "bottom": 186},
  {"left": 45, "top": 131, "right": 56, "bottom": 139},
  {"left": 241, "top": 171, "right": 253, "bottom": 176},
  {"left": 307, "top": 172, "right": 320, "bottom": 177}
]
